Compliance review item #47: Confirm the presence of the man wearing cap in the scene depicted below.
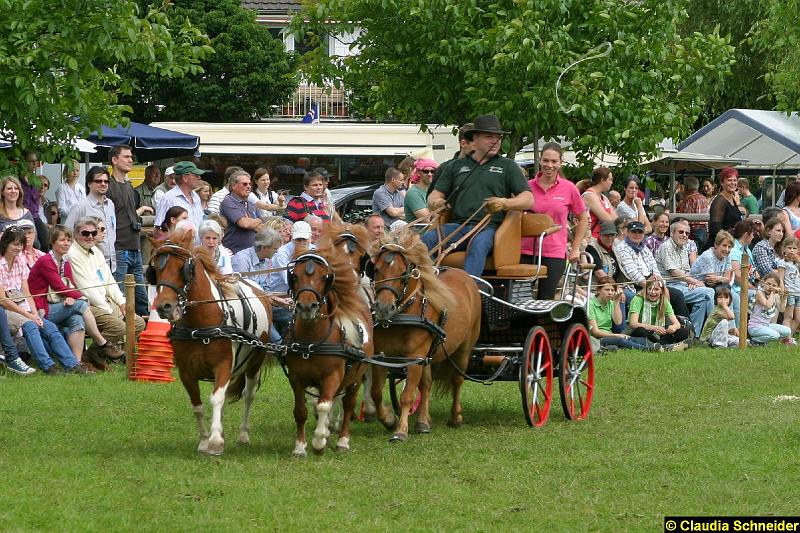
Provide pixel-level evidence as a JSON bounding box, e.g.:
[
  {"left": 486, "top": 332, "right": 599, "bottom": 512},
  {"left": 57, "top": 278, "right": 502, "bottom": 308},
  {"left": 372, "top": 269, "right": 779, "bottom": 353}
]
[
  {"left": 585, "top": 220, "right": 621, "bottom": 280},
  {"left": 106, "top": 144, "right": 149, "bottom": 317},
  {"left": 152, "top": 167, "right": 176, "bottom": 208},
  {"left": 65, "top": 166, "right": 117, "bottom": 271},
  {"left": 372, "top": 167, "right": 406, "bottom": 228},
  {"left": 272, "top": 217, "right": 321, "bottom": 306},
  {"left": 154, "top": 161, "right": 206, "bottom": 231},
  {"left": 655, "top": 220, "right": 715, "bottom": 335},
  {"left": 422, "top": 114, "right": 532, "bottom": 276}
]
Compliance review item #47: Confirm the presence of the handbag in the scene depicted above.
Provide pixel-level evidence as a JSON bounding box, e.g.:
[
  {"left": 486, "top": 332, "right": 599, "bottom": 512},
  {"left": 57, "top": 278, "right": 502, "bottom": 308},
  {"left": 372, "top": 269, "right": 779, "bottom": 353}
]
[{"left": 47, "top": 276, "right": 76, "bottom": 304}]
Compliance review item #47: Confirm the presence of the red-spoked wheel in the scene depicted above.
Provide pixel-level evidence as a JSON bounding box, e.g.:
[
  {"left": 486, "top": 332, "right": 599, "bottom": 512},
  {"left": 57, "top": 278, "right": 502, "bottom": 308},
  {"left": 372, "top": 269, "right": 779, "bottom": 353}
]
[
  {"left": 519, "top": 326, "right": 553, "bottom": 427},
  {"left": 558, "top": 323, "right": 594, "bottom": 421}
]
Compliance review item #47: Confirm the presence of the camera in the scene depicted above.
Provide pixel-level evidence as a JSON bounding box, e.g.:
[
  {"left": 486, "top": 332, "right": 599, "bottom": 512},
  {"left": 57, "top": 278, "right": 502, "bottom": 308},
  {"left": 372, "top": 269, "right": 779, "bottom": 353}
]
[{"left": 131, "top": 221, "right": 142, "bottom": 232}]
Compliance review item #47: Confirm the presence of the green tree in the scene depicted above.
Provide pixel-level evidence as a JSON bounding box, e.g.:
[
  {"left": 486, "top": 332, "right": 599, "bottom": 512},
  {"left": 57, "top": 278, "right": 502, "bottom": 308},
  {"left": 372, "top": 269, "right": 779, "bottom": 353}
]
[
  {"left": 684, "top": 0, "right": 773, "bottom": 127},
  {"left": 751, "top": 0, "right": 800, "bottom": 112},
  {"left": 121, "top": 0, "right": 298, "bottom": 123},
  {"left": 0, "top": 0, "right": 211, "bottom": 168},
  {"left": 293, "top": 0, "right": 734, "bottom": 166}
]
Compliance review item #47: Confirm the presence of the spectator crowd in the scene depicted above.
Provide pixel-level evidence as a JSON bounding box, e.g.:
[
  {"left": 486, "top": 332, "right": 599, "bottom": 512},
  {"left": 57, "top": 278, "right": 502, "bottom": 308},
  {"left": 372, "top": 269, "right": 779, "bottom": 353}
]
[{"left": 2, "top": 130, "right": 799, "bottom": 376}]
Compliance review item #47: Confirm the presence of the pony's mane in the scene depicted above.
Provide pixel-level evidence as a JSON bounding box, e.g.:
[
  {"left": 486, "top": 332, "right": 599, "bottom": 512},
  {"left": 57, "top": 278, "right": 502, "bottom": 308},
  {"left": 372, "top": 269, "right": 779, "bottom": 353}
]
[
  {"left": 306, "top": 232, "right": 368, "bottom": 321},
  {"left": 375, "top": 228, "right": 456, "bottom": 313},
  {"left": 318, "top": 220, "right": 370, "bottom": 261},
  {"left": 192, "top": 245, "right": 226, "bottom": 281}
]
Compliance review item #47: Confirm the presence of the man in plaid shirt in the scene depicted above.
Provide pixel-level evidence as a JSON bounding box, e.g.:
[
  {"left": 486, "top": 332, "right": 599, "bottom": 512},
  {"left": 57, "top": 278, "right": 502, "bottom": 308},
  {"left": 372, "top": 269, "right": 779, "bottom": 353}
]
[{"left": 676, "top": 176, "right": 709, "bottom": 249}]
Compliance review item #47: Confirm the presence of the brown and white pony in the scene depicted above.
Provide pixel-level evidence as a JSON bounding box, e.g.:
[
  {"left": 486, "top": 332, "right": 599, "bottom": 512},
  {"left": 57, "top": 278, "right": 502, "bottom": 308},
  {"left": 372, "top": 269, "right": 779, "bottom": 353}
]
[
  {"left": 285, "top": 231, "right": 374, "bottom": 456},
  {"left": 149, "top": 230, "right": 273, "bottom": 456},
  {"left": 368, "top": 229, "right": 481, "bottom": 442}
]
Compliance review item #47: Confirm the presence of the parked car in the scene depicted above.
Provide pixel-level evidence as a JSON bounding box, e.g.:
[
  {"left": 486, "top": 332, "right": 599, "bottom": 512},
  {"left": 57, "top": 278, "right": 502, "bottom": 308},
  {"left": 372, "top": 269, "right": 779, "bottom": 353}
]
[{"left": 332, "top": 182, "right": 381, "bottom": 223}]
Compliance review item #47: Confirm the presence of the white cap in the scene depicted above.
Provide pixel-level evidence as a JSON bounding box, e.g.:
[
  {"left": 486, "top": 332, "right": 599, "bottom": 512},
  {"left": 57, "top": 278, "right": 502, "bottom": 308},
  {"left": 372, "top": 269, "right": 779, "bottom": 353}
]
[
  {"left": 164, "top": 166, "right": 175, "bottom": 176},
  {"left": 292, "top": 221, "right": 312, "bottom": 240}
]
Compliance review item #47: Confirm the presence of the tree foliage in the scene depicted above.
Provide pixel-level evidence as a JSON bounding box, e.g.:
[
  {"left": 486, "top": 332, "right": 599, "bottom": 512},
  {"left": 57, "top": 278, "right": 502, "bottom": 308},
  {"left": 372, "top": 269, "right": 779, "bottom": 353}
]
[
  {"left": 751, "top": 0, "right": 800, "bottom": 112},
  {"left": 121, "top": 0, "right": 299, "bottom": 123},
  {"left": 684, "top": 0, "right": 773, "bottom": 127},
  {"left": 293, "top": 0, "right": 734, "bottom": 165},
  {"left": 0, "top": 0, "right": 211, "bottom": 168}
]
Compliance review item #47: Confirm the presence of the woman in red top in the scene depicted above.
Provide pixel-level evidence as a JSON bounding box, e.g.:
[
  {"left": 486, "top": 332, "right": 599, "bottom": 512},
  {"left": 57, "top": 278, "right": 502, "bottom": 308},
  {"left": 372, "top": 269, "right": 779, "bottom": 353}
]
[
  {"left": 582, "top": 167, "right": 616, "bottom": 238},
  {"left": 28, "top": 225, "right": 123, "bottom": 364}
]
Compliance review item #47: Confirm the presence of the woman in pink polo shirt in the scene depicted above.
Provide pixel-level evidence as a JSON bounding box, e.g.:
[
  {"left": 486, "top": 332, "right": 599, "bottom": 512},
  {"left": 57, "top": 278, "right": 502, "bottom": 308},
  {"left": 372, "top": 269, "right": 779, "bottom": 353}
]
[{"left": 522, "top": 142, "right": 589, "bottom": 299}]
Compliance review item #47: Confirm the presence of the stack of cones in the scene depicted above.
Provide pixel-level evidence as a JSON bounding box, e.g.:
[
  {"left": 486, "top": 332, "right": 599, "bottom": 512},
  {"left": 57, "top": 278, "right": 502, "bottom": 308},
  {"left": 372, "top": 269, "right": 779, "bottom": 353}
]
[{"left": 131, "top": 286, "right": 175, "bottom": 383}]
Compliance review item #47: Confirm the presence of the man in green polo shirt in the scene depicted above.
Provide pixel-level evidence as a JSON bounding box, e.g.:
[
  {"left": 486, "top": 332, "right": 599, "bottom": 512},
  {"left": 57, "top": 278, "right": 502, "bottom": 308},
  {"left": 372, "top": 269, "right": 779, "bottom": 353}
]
[{"left": 422, "top": 114, "right": 532, "bottom": 276}]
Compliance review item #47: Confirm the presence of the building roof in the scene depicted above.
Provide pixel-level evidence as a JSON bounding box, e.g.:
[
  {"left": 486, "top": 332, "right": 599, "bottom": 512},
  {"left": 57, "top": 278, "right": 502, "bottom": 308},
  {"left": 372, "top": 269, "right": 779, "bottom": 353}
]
[
  {"left": 242, "top": 0, "right": 300, "bottom": 12},
  {"left": 678, "top": 109, "right": 800, "bottom": 171}
]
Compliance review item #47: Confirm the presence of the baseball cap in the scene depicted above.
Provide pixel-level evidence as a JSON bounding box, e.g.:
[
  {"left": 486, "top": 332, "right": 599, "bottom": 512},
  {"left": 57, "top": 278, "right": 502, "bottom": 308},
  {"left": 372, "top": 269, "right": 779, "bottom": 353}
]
[
  {"left": 627, "top": 221, "right": 645, "bottom": 233},
  {"left": 16, "top": 219, "right": 35, "bottom": 230},
  {"left": 172, "top": 161, "right": 208, "bottom": 176},
  {"left": 292, "top": 221, "right": 312, "bottom": 240},
  {"left": 599, "top": 220, "right": 617, "bottom": 236}
]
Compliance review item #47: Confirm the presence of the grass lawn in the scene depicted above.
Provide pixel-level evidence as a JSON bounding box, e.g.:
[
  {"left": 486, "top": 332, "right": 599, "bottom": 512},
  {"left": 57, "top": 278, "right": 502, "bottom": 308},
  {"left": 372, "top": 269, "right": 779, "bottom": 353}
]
[{"left": 1, "top": 344, "right": 799, "bottom": 532}]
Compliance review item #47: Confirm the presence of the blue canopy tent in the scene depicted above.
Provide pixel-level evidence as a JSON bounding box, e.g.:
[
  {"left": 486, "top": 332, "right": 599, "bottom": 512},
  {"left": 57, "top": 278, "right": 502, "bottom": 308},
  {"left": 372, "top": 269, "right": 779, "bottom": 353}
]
[{"left": 86, "top": 122, "right": 200, "bottom": 162}]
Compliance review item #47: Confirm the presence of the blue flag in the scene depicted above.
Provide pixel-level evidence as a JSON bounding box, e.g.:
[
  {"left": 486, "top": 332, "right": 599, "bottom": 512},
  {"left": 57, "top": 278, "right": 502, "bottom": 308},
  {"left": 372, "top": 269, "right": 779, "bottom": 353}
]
[{"left": 301, "top": 103, "right": 320, "bottom": 124}]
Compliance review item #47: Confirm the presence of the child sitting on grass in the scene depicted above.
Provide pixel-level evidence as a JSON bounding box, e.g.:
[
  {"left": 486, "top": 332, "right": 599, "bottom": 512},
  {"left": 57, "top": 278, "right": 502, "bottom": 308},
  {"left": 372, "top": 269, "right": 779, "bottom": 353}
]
[
  {"left": 777, "top": 235, "right": 800, "bottom": 342},
  {"left": 627, "top": 277, "right": 689, "bottom": 351},
  {"left": 748, "top": 272, "right": 792, "bottom": 345},
  {"left": 699, "top": 285, "right": 740, "bottom": 347},
  {"left": 588, "top": 275, "right": 661, "bottom": 352}
]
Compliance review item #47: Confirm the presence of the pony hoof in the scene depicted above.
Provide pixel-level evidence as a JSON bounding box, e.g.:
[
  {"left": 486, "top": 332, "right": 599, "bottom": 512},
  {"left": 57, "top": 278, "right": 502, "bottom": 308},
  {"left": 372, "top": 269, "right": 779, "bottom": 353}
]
[
  {"left": 197, "top": 440, "right": 210, "bottom": 454},
  {"left": 381, "top": 414, "right": 398, "bottom": 431},
  {"left": 311, "top": 446, "right": 326, "bottom": 456},
  {"left": 292, "top": 441, "right": 307, "bottom": 457},
  {"left": 415, "top": 422, "right": 431, "bottom": 434},
  {"left": 236, "top": 434, "right": 251, "bottom": 446},
  {"left": 446, "top": 417, "right": 464, "bottom": 428},
  {"left": 335, "top": 445, "right": 350, "bottom": 453},
  {"left": 363, "top": 412, "right": 377, "bottom": 423},
  {"left": 388, "top": 432, "right": 408, "bottom": 443},
  {"left": 292, "top": 450, "right": 307, "bottom": 458}
]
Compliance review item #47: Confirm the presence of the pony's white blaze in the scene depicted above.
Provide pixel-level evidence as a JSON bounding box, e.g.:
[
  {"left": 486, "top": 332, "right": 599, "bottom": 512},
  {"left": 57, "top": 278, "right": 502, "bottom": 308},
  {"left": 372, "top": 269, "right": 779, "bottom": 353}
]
[{"left": 312, "top": 400, "right": 332, "bottom": 450}]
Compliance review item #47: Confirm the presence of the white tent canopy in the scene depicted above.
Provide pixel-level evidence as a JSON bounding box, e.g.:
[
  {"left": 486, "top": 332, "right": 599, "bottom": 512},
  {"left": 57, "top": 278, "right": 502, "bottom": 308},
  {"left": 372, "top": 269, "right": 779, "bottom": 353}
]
[{"left": 677, "top": 109, "right": 800, "bottom": 172}]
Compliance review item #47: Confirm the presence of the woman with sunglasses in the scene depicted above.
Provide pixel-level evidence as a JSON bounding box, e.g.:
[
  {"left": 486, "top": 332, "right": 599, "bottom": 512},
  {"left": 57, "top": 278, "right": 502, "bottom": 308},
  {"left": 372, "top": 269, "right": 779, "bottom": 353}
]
[
  {"left": 28, "top": 225, "right": 124, "bottom": 367},
  {"left": 0, "top": 228, "right": 86, "bottom": 374},
  {"left": 404, "top": 158, "right": 438, "bottom": 222}
]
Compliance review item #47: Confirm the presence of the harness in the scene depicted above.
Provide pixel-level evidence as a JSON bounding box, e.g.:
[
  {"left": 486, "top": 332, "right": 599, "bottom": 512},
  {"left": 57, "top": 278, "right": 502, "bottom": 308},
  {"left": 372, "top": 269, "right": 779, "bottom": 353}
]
[{"left": 369, "top": 245, "right": 449, "bottom": 363}]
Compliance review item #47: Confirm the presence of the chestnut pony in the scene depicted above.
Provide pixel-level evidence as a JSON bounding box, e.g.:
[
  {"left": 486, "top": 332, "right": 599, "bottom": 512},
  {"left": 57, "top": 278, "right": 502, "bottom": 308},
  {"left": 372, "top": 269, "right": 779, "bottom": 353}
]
[
  {"left": 149, "top": 230, "right": 273, "bottom": 456},
  {"left": 285, "top": 232, "right": 374, "bottom": 456},
  {"left": 368, "top": 229, "right": 481, "bottom": 442}
]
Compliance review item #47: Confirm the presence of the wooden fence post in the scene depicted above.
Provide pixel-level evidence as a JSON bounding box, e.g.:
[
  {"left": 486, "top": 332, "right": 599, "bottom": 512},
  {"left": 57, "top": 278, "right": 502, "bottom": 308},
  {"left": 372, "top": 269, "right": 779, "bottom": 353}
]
[
  {"left": 125, "top": 274, "right": 136, "bottom": 379},
  {"left": 739, "top": 254, "right": 750, "bottom": 349}
]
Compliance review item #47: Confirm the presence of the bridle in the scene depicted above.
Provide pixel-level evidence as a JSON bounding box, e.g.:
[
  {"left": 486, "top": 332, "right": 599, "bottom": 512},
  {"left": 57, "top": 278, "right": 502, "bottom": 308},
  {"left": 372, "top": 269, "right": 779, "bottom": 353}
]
[
  {"left": 147, "top": 242, "right": 196, "bottom": 317},
  {"left": 368, "top": 244, "right": 421, "bottom": 318},
  {"left": 289, "top": 253, "right": 335, "bottom": 319}
]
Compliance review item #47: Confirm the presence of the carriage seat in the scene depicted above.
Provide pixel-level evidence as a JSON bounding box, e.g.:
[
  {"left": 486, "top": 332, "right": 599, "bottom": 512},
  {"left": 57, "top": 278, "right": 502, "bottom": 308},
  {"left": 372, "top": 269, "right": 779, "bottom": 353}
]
[{"left": 438, "top": 211, "right": 560, "bottom": 280}]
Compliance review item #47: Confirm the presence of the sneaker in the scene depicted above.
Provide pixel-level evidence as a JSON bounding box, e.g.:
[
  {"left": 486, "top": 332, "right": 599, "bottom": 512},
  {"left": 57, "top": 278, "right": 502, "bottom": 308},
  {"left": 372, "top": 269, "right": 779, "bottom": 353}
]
[
  {"left": 99, "top": 342, "right": 126, "bottom": 361},
  {"left": 650, "top": 342, "right": 664, "bottom": 353},
  {"left": 6, "top": 357, "right": 36, "bottom": 376},
  {"left": 750, "top": 339, "right": 767, "bottom": 347},
  {"left": 44, "top": 365, "right": 64, "bottom": 376},
  {"left": 667, "top": 341, "right": 688, "bottom": 352},
  {"left": 782, "top": 338, "right": 797, "bottom": 346},
  {"left": 67, "top": 364, "right": 89, "bottom": 375}
]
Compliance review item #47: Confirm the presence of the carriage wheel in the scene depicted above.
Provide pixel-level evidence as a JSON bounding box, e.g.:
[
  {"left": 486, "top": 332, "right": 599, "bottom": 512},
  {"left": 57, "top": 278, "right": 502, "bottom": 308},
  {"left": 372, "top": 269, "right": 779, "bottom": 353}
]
[
  {"left": 519, "top": 326, "right": 553, "bottom": 427},
  {"left": 558, "top": 323, "right": 595, "bottom": 421},
  {"left": 389, "top": 377, "right": 421, "bottom": 416}
]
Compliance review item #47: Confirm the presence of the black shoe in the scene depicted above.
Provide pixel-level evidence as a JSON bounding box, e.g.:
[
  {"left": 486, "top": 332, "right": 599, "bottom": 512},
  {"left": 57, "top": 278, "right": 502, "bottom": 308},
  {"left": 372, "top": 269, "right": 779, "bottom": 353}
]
[{"left": 44, "top": 365, "right": 64, "bottom": 376}]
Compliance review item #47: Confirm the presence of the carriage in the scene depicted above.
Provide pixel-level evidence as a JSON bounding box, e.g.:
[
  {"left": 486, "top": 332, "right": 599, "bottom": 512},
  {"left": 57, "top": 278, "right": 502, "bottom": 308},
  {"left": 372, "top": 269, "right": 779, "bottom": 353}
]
[
  {"left": 377, "top": 210, "right": 595, "bottom": 428},
  {"left": 147, "top": 209, "right": 594, "bottom": 456}
]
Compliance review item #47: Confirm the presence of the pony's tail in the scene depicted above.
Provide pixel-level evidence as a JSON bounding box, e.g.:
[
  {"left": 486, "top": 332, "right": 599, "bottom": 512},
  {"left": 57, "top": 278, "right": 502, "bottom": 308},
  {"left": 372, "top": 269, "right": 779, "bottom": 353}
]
[
  {"left": 225, "top": 350, "right": 269, "bottom": 403},
  {"left": 430, "top": 347, "right": 468, "bottom": 396}
]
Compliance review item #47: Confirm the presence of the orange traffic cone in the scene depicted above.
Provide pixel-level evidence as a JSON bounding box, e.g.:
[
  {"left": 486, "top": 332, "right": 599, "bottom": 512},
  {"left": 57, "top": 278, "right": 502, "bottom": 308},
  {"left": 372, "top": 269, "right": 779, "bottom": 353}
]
[{"left": 132, "top": 287, "right": 175, "bottom": 382}]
